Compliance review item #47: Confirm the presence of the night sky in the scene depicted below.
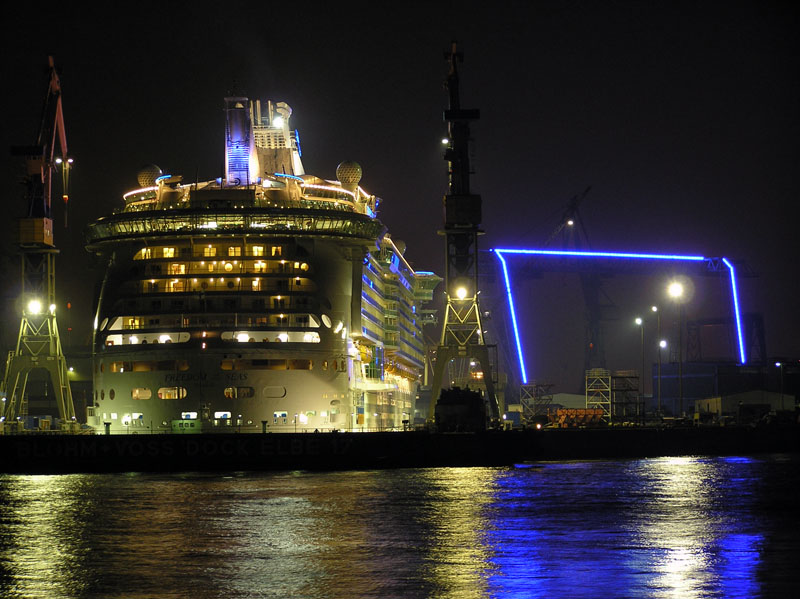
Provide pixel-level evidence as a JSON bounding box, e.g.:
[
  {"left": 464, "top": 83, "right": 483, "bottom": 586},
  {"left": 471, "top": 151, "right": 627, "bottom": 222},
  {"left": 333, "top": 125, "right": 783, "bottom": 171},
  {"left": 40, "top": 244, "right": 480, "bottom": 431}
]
[{"left": 2, "top": 1, "right": 797, "bottom": 392}]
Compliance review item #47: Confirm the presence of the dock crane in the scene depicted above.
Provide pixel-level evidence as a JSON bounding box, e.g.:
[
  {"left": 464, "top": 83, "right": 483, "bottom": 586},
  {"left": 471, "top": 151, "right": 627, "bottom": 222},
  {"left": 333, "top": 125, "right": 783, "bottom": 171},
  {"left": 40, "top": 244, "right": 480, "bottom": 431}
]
[{"left": 1, "top": 57, "right": 77, "bottom": 431}]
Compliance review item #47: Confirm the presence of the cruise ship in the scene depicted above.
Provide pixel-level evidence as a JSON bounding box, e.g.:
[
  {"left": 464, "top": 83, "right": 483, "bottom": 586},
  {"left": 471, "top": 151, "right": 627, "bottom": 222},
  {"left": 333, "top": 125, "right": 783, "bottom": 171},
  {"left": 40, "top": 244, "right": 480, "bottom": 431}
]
[{"left": 85, "top": 98, "right": 440, "bottom": 434}]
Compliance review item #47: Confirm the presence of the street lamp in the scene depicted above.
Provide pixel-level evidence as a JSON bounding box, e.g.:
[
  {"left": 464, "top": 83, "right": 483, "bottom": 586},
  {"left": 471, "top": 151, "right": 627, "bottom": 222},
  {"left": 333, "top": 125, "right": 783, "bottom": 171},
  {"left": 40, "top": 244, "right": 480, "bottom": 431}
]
[
  {"left": 775, "top": 362, "right": 785, "bottom": 411},
  {"left": 658, "top": 339, "right": 667, "bottom": 417},
  {"left": 651, "top": 306, "right": 661, "bottom": 416},
  {"left": 635, "top": 317, "right": 644, "bottom": 420},
  {"left": 668, "top": 281, "right": 685, "bottom": 417}
]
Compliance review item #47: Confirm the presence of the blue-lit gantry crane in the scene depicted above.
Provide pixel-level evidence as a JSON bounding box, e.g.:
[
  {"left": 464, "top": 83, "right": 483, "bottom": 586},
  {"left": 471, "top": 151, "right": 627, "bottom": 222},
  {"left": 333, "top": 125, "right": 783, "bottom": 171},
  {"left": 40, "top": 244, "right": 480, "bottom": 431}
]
[{"left": 1, "top": 57, "right": 77, "bottom": 431}]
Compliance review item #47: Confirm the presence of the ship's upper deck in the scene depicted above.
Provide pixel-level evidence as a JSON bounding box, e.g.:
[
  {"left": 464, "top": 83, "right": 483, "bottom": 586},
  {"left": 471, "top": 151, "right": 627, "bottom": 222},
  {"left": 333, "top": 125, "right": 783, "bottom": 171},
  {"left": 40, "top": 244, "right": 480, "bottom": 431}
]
[{"left": 87, "top": 98, "right": 386, "bottom": 248}]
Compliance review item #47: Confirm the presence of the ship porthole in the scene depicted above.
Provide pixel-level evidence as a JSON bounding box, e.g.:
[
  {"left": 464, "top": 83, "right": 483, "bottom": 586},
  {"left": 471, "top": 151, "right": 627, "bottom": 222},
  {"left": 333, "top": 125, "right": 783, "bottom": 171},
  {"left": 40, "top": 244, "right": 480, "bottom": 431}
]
[
  {"left": 109, "top": 389, "right": 116, "bottom": 400},
  {"left": 100, "top": 389, "right": 105, "bottom": 400},
  {"left": 321, "top": 314, "right": 332, "bottom": 328}
]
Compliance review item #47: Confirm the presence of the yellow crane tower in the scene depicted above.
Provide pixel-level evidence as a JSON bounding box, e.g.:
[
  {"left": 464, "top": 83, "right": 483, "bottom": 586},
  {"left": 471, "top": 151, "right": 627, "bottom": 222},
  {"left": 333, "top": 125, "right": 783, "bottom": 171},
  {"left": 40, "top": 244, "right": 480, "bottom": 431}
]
[{"left": 1, "top": 57, "right": 77, "bottom": 432}]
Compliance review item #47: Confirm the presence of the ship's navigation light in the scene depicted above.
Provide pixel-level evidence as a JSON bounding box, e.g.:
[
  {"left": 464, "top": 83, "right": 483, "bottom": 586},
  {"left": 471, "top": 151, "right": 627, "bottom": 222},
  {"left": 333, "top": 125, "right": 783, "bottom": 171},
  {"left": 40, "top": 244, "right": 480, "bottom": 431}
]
[
  {"left": 441, "top": 137, "right": 449, "bottom": 145},
  {"left": 26, "top": 299, "right": 43, "bottom": 315}
]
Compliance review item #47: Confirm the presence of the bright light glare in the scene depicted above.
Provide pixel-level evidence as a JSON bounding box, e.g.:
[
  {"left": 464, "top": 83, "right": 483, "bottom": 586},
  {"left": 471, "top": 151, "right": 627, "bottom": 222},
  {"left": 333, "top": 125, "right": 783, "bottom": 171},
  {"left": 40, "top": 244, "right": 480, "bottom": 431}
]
[
  {"left": 272, "top": 116, "right": 284, "bottom": 128},
  {"left": 455, "top": 287, "right": 468, "bottom": 300},
  {"left": 660, "top": 340, "right": 668, "bottom": 349},
  {"left": 651, "top": 305, "right": 658, "bottom": 312},
  {"left": 668, "top": 281, "right": 684, "bottom": 298},
  {"left": 27, "top": 299, "right": 42, "bottom": 314},
  {"left": 635, "top": 317, "right": 643, "bottom": 326}
]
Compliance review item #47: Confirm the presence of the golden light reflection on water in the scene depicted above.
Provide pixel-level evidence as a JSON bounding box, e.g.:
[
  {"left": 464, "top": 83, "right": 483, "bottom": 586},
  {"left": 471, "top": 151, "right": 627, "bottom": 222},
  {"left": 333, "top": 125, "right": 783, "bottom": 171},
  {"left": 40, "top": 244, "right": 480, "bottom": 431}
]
[
  {"left": 414, "top": 468, "right": 500, "bottom": 599},
  {"left": 0, "top": 475, "right": 95, "bottom": 599},
  {"left": 632, "top": 457, "right": 753, "bottom": 599}
]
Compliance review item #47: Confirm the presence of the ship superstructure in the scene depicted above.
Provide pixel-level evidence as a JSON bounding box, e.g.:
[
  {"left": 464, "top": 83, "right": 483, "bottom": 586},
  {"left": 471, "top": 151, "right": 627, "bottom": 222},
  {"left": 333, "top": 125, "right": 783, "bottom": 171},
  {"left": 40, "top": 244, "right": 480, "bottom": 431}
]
[{"left": 85, "top": 98, "right": 440, "bottom": 433}]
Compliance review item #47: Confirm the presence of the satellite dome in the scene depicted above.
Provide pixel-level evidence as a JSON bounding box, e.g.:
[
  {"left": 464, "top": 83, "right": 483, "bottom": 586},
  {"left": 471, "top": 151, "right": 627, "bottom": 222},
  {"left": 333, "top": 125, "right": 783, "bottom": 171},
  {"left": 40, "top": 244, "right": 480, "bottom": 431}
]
[
  {"left": 137, "top": 164, "right": 163, "bottom": 187},
  {"left": 336, "top": 161, "right": 362, "bottom": 186}
]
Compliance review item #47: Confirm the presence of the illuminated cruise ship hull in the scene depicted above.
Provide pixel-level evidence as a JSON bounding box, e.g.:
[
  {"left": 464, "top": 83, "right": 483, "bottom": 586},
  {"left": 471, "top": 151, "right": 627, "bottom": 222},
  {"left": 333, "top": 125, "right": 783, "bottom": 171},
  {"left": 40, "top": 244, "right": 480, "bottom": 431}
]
[{"left": 85, "top": 98, "right": 440, "bottom": 434}]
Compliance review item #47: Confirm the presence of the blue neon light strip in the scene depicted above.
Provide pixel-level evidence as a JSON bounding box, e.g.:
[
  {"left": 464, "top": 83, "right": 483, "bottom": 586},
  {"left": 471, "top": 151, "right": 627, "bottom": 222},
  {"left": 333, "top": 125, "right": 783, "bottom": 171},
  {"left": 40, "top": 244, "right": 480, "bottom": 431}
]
[
  {"left": 495, "top": 251, "right": 528, "bottom": 384},
  {"left": 494, "top": 248, "right": 706, "bottom": 261},
  {"left": 493, "top": 248, "right": 747, "bottom": 383},
  {"left": 722, "top": 258, "right": 746, "bottom": 364}
]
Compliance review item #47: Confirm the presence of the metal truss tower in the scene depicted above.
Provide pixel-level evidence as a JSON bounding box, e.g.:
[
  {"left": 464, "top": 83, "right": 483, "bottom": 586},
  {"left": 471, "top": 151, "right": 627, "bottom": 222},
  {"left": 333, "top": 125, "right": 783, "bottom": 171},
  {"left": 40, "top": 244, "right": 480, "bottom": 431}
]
[
  {"left": 1, "top": 58, "right": 76, "bottom": 430},
  {"left": 428, "top": 43, "right": 500, "bottom": 421}
]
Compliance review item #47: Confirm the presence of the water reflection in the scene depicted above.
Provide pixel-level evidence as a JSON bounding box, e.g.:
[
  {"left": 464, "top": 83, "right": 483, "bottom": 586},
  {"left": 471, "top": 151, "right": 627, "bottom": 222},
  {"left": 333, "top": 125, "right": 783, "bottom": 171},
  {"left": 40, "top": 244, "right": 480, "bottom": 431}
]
[
  {"left": 0, "top": 456, "right": 797, "bottom": 598},
  {"left": 485, "top": 457, "right": 771, "bottom": 598}
]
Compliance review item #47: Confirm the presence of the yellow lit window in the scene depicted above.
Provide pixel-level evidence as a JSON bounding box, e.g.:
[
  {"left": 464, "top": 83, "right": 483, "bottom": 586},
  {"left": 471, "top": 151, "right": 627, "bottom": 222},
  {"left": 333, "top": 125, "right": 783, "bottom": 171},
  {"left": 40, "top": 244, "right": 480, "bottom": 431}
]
[
  {"left": 135, "top": 248, "right": 153, "bottom": 260},
  {"left": 228, "top": 246, "right": 242, "bottom": 257},
  {"left": 169, "top": 263, "right": 186, "bottom": 275},
  {"left": 271, "top": 246, "right": 282, "bottom": 257},
  {"left": 251, "top": 245, "right": 264, "bottom": 256},
  {"left": 254, "top": 261, "right": 266, "bottom": 273},
  {"left": 204, "top": 246, "right": 217, "bottom": 257},
  {"left": 162, "top": 247, "right": 176, "bottom": 258}
]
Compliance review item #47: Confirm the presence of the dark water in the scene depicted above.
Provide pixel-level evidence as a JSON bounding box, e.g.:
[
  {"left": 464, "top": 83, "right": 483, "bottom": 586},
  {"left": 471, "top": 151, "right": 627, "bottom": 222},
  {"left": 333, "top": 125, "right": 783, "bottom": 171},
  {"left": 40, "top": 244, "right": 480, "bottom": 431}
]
[{"left": 1, "top": 455, "right": 798, "bottom": 598}]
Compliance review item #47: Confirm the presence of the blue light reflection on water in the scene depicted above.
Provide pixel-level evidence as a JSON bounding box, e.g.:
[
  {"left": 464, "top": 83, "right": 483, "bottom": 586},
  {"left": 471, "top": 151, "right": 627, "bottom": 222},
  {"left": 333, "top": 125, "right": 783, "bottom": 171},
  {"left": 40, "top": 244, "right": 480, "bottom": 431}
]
[
  {"left": 484, "top": 457, "right": 777, "bottom": 598},
  {"left": 0, "top": 455, "right": 798, "bottom": 598}
]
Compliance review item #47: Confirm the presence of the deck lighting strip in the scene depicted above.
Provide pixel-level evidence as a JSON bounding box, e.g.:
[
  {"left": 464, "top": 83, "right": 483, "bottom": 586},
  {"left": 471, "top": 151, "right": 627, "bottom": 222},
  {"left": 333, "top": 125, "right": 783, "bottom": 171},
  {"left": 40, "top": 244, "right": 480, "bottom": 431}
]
[{"left": 492, "top": 248, "right": 747, "bottom": 384}]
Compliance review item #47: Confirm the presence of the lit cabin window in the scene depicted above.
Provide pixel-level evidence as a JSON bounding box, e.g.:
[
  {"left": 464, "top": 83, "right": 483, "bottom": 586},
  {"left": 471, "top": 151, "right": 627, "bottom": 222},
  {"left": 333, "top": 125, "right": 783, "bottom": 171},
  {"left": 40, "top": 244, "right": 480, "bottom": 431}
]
[
  {"left": 162, "top": 247, "right": 176, "bottom": 258},
  {"left": 251, "top": 245, "right": 264, "bottom": 256},
  {"left": 271, "top": 246, "right": 282, "bottom": 256},
  {"left": 254, "top": 261, "right": 266, "bottom": 273},
  {"left": 158, "top": 387, "right": 187, "bottom": 400},
  {"left": 169, "top": 263, "right": 186, "bottom": 275},
  {"left": 203, "top": 246, "right": 217, "bottom": 257},
  {"left": 135, "top": 248, "right": 153, "bottom": 260},
  {"left": 131, "top": 388, "right": 152, "bottom": 400},
  {"left": 228, "top": 246, "right": 242, "bottom": 257}
]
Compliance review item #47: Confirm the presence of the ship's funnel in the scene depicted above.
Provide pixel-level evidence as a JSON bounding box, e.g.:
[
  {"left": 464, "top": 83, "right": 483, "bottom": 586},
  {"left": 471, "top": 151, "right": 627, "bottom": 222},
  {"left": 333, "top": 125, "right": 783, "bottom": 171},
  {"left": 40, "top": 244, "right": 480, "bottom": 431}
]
[{"left": 224, "top": 97, "right": 258, "bottom": 186}]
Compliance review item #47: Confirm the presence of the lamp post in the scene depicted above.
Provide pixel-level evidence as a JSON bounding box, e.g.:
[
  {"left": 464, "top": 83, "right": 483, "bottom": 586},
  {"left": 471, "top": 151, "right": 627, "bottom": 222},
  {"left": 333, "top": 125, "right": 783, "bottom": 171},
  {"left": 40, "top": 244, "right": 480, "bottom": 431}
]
[
  {"left": 651, "top": 306, "right": 660, "bottom": 417},
  {"left": 635, "top": 317, "right": 644, "bottom": 420},
  {"left": 668, "top": 281, "right": 685, "bottom": 417},
  {"left": 775, "top": 362, "right": 785, "bottom": 411},
  {"left": 658, "top": 339, "right": 667, "bottom": 418}
]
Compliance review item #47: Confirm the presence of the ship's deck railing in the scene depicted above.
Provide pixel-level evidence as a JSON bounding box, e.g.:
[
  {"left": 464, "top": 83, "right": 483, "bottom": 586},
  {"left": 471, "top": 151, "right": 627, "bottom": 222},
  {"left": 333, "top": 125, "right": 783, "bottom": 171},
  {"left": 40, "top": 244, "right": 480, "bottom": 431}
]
[{"left": 87, "top": 208, "right": 385, "bottom": 245}]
